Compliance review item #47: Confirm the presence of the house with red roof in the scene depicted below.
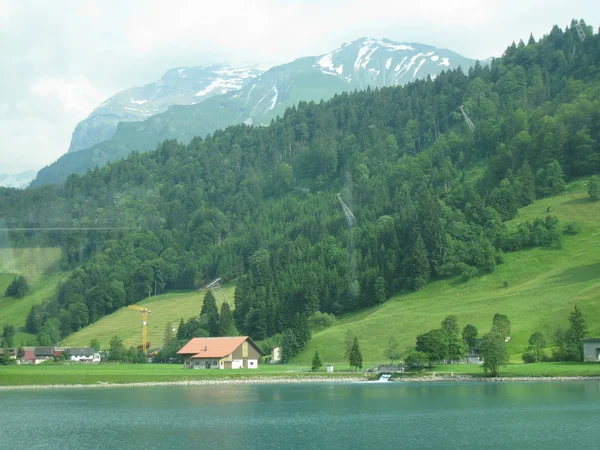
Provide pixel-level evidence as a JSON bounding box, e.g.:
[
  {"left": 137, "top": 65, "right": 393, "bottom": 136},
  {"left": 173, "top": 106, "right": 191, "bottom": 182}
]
[{"left": 177, "top": 336, "right": 264, "bottom": 369}]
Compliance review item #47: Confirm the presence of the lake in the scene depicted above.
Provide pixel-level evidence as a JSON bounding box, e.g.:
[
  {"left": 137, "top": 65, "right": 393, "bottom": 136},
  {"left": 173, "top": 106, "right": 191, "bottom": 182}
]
[{"left": 2, "top": 381, "right": 600, "bottom": 449}]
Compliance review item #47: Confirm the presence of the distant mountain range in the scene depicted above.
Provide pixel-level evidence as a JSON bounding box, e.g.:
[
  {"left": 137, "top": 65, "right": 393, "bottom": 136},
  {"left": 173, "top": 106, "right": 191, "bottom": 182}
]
[
  {"left": 68, "top": 65, "right": 263, "bottom": 153},
  {"left": 0, "top": 170, "right": 37, "bottom": 189},
  {"left": 32, "top": 38, "right": 482, "bottom": 187}
]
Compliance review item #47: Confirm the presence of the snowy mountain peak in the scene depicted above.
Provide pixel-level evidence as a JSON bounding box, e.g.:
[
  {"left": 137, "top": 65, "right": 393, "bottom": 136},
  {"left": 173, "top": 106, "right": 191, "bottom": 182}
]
[
  {"left": 312, "top": 38, "right": 472, "bottom": 88},
  {"left": 68, "top": 64, "right": 263, "bottom": 153}
]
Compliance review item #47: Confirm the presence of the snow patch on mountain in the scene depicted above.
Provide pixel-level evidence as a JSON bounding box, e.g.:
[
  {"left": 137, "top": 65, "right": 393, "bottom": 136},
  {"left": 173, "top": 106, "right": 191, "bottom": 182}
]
[
  {"left": 440, "top": 57, "right": 450, "bottom": 67},
  {"left": 269, "top": 86, "right": 278, "bottom": 110}
]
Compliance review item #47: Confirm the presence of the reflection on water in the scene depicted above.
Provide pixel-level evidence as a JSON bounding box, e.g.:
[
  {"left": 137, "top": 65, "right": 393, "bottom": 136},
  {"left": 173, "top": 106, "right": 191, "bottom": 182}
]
[{"left": 1, "top": 382, "right": 600, "bottom": 449}]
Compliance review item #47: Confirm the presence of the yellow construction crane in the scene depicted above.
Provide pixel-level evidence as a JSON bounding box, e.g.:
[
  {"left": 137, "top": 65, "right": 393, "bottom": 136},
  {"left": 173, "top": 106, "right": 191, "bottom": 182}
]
[{"left": 128, "top": 305, "right": 151, "bottom": 354}]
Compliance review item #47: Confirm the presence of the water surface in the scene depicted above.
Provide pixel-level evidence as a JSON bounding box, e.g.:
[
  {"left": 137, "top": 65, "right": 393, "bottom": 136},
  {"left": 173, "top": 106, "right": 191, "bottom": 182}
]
[{"left": 2, "top": 381, "right": 600, "bottom": 449}]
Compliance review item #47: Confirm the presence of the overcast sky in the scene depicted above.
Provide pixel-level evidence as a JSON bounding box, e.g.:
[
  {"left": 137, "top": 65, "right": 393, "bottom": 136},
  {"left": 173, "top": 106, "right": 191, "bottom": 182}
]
[{"left": 0, "top": 0, "right": 596, "bottom": 174}]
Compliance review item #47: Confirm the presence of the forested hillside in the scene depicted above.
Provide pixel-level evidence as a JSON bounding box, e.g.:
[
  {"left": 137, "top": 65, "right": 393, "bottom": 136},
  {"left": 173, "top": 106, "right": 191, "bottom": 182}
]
[{"left": 0, "top": 21, "right": 599, "bottom": 351}]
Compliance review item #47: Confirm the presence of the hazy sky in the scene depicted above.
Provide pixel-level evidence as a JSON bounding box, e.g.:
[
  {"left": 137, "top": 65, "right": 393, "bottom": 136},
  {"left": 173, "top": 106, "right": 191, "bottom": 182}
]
[{"left": 0, "top": 0, "right": 596, "bottom": 174}]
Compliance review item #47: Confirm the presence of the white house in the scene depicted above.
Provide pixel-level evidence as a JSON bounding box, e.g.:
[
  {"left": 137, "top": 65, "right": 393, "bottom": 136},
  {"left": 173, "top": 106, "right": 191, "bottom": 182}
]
[{"left": 69, "top": 348, "right": 101, "bottom": 363}]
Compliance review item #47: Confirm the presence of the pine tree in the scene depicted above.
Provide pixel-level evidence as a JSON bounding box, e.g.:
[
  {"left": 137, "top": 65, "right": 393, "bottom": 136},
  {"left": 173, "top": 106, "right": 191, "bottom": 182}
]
[
  {"left": 201, "top": 291, "right": 220, "bottom": 337},
  {"left": 281, "top": 329, "right": 298, "bottom": 363},
  {"left": 567, "top": 306, "right": 586, "bottom": 361},
  {"left": 517, "top": 162, "right": 536, "bottom": 205},
  {"left": 219, "top": 302, "right": 236, "bottom": 336},
  {"left": 348, "top": 337, "right": 363, "bottom": 370},
  {"left": 176, "top": 318, "right": 186, "bottom": 341},
  {"left": 311, "top": 350, "right": 322, "bottom": 371},
  {"left": 408, "top": 232, "right": 430, "bottom": 291},
  {"left": 293, "top": 313, "right": 311, "bottom": 348}
]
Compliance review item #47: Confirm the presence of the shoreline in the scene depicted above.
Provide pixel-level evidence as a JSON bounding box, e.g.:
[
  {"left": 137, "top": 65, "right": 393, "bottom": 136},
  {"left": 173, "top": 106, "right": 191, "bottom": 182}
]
[{"left": 1, "top": 374, "right": 600, "bottom": 390}]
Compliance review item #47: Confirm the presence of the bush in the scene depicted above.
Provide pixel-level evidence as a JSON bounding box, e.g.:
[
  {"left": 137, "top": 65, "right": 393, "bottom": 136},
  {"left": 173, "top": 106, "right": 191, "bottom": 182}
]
[
  {"left": 495, "top": 249, "right": 504, "bottom": 265},
  {"left": 521, "top": 351, "right": 536, "bottom": 364},
  {"left": 308, "top": 312, "right": 335, "bottom": 332},
  {"left": 458, "top": 264, "right": 478, "bottom": 282},
  {"left": 564, "top": 222, "right": 581, "bottom": 235}
]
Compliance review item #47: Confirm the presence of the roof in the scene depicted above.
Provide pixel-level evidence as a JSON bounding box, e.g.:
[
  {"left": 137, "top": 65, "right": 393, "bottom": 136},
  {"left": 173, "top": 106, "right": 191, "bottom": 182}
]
[
  {"left": 0, "top": 348, "right": 17, "bottom": 355},
  {"left": 53, "top": 350, "right": 64, "bottom": 357},
  {"left": 34, "top": 347, "right": 54, "bottom": 357},
  {"left": 24, "top": 350, "right": 35, "bottom": 361},
  {"left": 69, "top": 348, "right": 96, "bottom": 356},
  {"left": 581, "top": 338, "right": 600, "bottom": 342},
  {"left": 177, "top": 336, "right": 264, "bottom": 358}
]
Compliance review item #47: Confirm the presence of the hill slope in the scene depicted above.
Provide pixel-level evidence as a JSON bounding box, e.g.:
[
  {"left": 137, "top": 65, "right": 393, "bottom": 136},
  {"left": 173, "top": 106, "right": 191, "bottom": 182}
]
[
  {"left": 62, "top": 281, "right": 236, "bottom": 349},
  {"left": 295, "top": 190, "right": 600, "bottom": 364},
  {"left": 32, "top": 38, "right": 478, "bottom": 186},
  {"left": 0, "top": 272, "right": 69, "bottom": 345}
]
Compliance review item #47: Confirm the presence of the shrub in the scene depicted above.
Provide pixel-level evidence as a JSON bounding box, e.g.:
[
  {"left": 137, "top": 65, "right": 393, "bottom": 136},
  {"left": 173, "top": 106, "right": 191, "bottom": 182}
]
[
  {"left": 521, "top": 351, "right": 536, "bottom": 364},
  {"left": 564, "top": 222, "right": 581, "bottom": 235}
]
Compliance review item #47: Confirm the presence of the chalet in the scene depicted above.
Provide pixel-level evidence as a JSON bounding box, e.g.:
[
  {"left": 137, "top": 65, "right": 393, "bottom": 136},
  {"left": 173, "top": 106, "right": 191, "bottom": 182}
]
[
  {"left": 582, "top": 338, "right": 600, "bottom": 362},
  {"left": 34, "top": 347, "right": 54, "bottom": 364},
  {"left": 178, "top": 336, "right": 264, "bottom": 369},
  {"left": 69, "top": 348, "right": 101, "bottom": 363}
]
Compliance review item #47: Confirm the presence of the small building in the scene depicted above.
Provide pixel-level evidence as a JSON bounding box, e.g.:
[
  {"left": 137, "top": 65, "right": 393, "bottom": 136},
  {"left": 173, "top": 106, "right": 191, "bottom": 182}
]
[
  {"left": 177, "top": 336, "right": 264, "bottom": 370},
  {"left": 0, "top": 347, "right": 18, "bottom": 360},
  {"left": 34, "top": 347, "right": 55, "bottom": 364},
  {"left": 582, "top": 338, "right": 600, "bottom": 362},
  {"left": 69, "top": 348, "right": 101, "bottom": 363},
  {"left": 271, "top": 346, "right": 282, "bottom": 364},
  {"left": 464, "top": 353, "right": 483, "bottom": 364}
]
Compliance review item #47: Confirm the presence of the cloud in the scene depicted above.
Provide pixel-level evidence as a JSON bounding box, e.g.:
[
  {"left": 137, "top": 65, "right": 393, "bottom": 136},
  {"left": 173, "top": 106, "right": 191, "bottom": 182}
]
[
  {"left": 0, "top": 0, "right": 597, "bottom": 174},
  {"left": 31, "top": 79, "right": 104, "bottom": 114}
]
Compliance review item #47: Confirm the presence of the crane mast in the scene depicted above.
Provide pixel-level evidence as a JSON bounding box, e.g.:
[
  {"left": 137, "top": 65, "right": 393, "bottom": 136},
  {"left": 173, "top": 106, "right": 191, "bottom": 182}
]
[{"left": 128, "top": 305, "right": 151, "bottom": 354}]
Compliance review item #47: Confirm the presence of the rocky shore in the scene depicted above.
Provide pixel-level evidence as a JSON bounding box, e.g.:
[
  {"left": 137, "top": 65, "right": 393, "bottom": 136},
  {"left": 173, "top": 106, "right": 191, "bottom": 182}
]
[
  {"left": 2, "top": 374, "right": 600, "bottom": 390},
  {"left": 0, "top": 375, "right": 368, "bottom": 390}
]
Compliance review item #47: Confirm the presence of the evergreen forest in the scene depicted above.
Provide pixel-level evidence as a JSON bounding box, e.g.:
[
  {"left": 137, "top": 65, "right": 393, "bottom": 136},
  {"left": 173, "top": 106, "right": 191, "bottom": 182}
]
[{"left": 1, "top": 21, "right": 599, "bottom": 354}]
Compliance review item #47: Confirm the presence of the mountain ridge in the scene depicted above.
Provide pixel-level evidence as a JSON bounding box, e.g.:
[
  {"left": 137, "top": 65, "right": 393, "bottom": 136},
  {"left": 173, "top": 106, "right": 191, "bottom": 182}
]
[
  {"left": 32, "top": 37, "right": 481, "bottom": 187},
  {"left": 67, "top": 64, "right": 263, "bottom": 154}
]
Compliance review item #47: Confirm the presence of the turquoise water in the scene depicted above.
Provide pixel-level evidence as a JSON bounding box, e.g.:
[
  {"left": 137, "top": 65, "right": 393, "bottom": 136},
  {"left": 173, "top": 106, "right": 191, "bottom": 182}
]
[{"left": 2, "top": 382, "right": 600, "bottom": 449}]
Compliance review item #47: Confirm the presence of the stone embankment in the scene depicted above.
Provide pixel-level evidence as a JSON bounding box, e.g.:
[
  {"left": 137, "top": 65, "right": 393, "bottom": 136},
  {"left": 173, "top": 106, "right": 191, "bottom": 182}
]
[{"left": 0, "top": 375, "right": 368, "bottom": 390}]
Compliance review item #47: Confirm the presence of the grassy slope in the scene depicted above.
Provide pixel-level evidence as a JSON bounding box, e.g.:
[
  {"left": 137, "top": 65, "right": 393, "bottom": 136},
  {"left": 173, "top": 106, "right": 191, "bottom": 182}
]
[
  {"left": 62, "top": 280, "right": 237, "bottom": 349},
  {"left": 295, "top": 190, "right": 600, "bottom": 365},
  {"left": 0, "top": 272, "right": 69, "bottom": 345},
  {"left": 0, "top": 247, "right": 62, "bottom": 282}
]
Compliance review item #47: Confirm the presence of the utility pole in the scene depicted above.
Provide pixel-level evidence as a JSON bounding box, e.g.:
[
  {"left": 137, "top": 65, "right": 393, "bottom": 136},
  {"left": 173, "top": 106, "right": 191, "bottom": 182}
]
[
  {"left": 575, "top": 20, "right": 586, "bottom": 42},
  {"left": 460, "top": 105, "right": 476, "bottom": 132},
  {"left": 337, "top": 193, "right": 357, "bottom": 227}
]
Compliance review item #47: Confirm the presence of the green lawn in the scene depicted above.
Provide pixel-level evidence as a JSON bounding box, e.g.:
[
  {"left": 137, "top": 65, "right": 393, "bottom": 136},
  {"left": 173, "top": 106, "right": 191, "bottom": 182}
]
[
  {"left": 62, "top": 280, "right": 238, "bottom": 349},
  {"left": 0, "top": 247, "right": 62, "bottom": 282},
  {"left": 0, "top": 362, "right": 359, "bottom": 386},
  {"left": 295, "top": 190, "right": 600, "bottom": 364},
  {"left": 0, "top": 273, "right": 17, "bottom": 296}
]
